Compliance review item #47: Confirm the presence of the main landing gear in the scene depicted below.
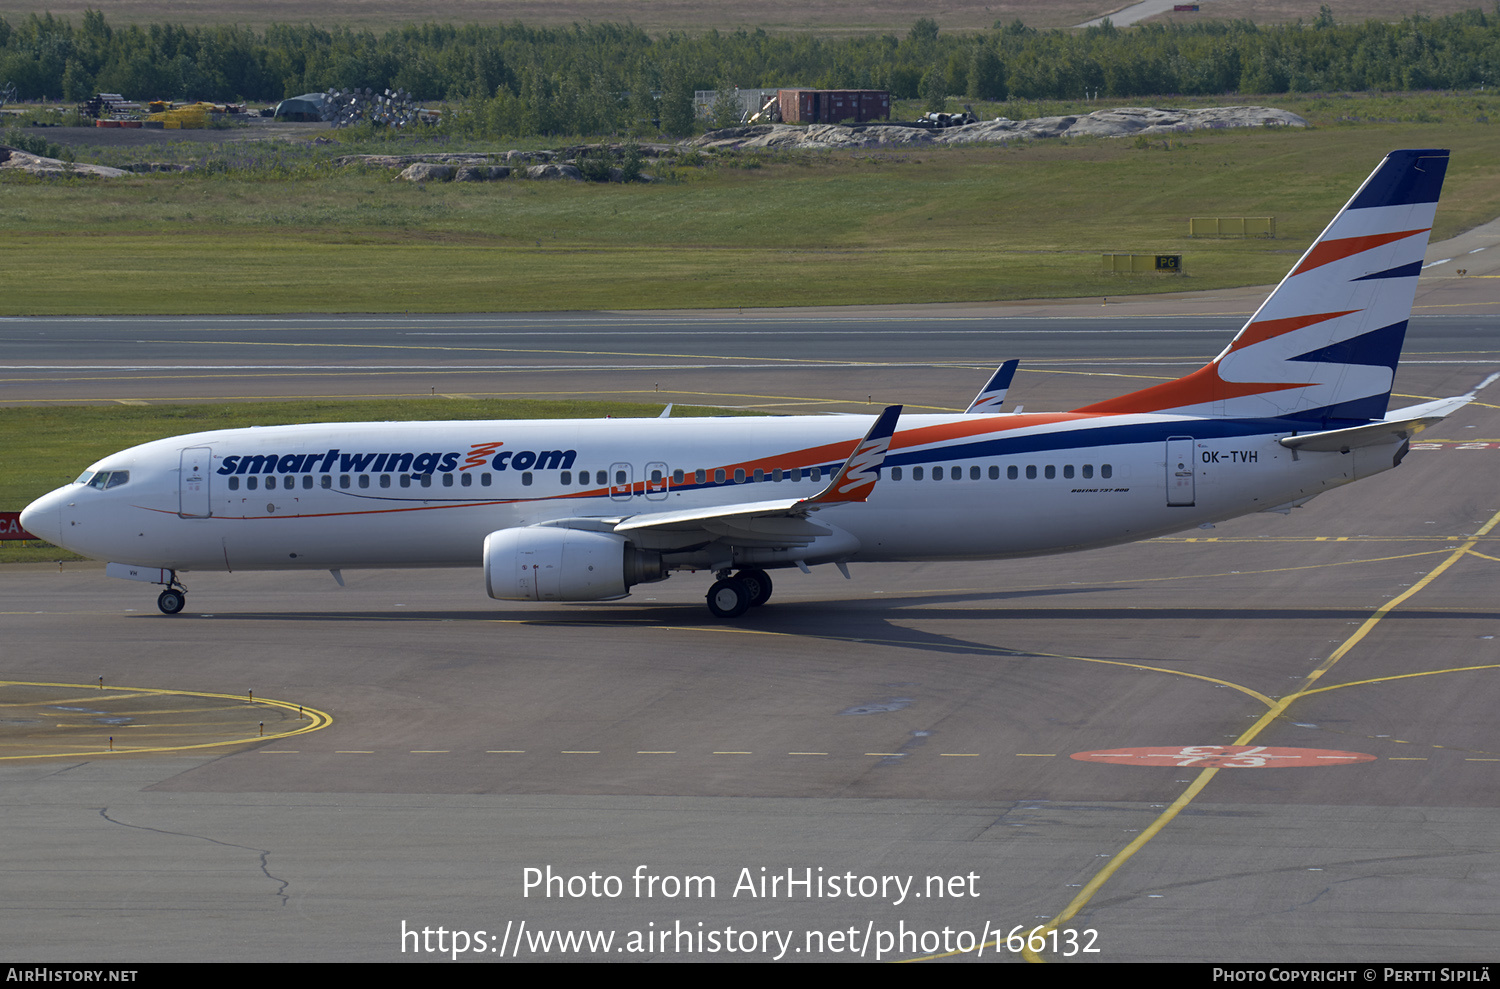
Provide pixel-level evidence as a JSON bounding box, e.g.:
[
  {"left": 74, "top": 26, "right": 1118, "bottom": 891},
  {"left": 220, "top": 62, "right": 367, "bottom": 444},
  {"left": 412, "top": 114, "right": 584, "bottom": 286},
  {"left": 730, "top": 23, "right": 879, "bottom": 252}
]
[
  {"left": 156, "top": 574, "right": 187, "bottom": 615},
  {"left": 705, "top": 568, "right": 772, "bottom": 619}
]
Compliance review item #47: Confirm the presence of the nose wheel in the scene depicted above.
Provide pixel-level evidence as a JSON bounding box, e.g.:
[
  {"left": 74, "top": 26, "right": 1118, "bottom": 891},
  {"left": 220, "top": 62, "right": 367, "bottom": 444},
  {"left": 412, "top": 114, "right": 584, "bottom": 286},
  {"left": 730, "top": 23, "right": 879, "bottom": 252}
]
[{"left": 156, "top": 579, "right": 187, "bottom": 615}]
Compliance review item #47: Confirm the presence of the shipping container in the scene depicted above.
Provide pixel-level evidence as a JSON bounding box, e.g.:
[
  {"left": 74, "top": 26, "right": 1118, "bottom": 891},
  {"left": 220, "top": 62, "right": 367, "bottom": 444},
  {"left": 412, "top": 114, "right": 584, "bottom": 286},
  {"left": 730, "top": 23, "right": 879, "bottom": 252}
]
[{"left": 777, "top": 89, "right": 890, "bottom": 124}]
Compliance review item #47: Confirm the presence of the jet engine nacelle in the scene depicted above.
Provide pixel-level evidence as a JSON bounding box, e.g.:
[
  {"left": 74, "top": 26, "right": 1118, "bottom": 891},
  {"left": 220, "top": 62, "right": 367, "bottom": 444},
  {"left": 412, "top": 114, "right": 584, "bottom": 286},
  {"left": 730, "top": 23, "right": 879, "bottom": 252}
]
[{"left": 484, "top": 526, "right": 664, "bottom": 602}]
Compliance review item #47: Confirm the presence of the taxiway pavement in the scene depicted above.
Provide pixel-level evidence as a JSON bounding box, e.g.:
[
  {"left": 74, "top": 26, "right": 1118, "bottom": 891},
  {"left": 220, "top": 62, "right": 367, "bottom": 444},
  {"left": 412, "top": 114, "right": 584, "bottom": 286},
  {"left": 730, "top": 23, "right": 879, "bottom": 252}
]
[{"left": 1, "top": 280, "right": 1497, "bottom": 962}]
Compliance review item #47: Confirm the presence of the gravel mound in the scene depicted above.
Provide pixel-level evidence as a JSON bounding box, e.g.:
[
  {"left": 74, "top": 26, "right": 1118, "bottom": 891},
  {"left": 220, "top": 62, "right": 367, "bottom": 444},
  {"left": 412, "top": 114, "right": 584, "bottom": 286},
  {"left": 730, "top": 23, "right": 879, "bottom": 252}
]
[{"left": 693, "top": 106, "right": 1309, "bottom": 150}]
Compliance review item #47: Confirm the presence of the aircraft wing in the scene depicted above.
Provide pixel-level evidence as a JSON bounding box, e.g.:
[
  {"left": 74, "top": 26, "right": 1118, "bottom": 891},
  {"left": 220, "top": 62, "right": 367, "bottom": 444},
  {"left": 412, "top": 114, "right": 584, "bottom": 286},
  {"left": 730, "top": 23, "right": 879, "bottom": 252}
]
[
  {"left": 1278, "top": 394, "right": 1474, "bottom": 453},
  {"left": 615, "top": 404, "right": 902, "bottom": 536}
]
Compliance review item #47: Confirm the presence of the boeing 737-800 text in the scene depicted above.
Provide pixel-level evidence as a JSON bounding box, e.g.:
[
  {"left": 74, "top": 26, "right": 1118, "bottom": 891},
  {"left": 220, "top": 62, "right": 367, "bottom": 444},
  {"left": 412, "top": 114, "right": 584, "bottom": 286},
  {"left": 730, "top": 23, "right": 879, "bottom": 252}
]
[{"left": 20, "top": 149, "right": 1478, "bottom": 619}]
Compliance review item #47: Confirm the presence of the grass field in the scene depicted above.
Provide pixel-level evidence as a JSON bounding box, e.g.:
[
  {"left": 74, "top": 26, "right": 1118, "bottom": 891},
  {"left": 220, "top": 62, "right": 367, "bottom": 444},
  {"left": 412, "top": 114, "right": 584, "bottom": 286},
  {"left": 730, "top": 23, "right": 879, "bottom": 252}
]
[
  {"left": 5, "top": 97, "right": 1500, "bottom": 315},
  {"left": 0, "top": 0, "right": 1487, "bottom": 33}
]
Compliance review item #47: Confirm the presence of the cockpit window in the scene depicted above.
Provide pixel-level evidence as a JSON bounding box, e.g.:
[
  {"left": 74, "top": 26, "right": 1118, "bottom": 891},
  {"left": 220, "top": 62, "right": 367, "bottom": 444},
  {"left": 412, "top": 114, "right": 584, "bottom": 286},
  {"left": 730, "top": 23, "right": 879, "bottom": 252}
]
[
  {"left": 74, "top": 471, "right": 95, "bottom": 486},
  {"left": 85, "top": 470, "right": 129, "bottom": 490}
]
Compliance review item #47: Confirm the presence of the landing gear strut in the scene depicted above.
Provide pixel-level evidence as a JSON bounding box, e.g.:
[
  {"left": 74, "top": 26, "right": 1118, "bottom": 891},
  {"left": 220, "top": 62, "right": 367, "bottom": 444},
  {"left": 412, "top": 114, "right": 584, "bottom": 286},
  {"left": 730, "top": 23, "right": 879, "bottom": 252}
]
[
  {"left": 704, "top": 569, "right": 773, "bottom": 619},
  {"left": 156, "top": 573, "right": 187, "bottom": 615}
]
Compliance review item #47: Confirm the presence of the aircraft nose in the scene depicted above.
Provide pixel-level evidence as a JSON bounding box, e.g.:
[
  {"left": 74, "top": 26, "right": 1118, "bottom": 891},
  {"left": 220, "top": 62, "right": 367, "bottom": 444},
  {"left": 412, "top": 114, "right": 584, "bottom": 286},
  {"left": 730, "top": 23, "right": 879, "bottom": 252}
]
[{"left": 19, "top": 488, "right": 65, "bottom": 546}]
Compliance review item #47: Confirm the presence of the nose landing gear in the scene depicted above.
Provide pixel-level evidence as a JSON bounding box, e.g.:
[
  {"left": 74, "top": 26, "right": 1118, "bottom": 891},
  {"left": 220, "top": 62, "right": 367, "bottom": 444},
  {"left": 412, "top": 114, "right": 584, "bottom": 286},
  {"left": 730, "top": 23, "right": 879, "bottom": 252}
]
[{"left": 156, "top": 575, "right": 187, "bottom": 615}]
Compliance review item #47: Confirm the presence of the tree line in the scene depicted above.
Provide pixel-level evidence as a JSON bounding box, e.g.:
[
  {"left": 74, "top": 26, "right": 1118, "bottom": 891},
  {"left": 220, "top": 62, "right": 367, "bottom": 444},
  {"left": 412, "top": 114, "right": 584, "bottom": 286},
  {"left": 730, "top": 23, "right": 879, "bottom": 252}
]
[{"left": 2, "top": 8, "right": 1499, "bottom": 136}]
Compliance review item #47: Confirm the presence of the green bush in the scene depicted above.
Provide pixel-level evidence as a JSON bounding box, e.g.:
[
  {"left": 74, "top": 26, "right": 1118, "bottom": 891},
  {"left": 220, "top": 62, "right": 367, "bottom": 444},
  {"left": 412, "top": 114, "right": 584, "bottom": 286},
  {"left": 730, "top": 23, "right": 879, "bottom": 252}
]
[{"left": 2, "top": 128, "right": 65, "bottom": 160}]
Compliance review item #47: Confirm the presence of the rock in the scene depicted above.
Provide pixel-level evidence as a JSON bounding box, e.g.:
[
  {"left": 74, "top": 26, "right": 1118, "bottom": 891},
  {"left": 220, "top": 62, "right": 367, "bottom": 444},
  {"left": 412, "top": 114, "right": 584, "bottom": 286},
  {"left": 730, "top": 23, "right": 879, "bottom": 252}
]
[
  {"left": 524, "top": 163, "right": 582, "bottom": 181},
  {"left": 396, "top": 162, "right": 456, "bottom": 182},
  {"left": 339, "top": 153, "right": 494, "bottom": 169},
  {"left": 0, "top": 147, "right": 128, "bottom": 178},
  {"left": 692, "top": 106, "right": 1309, "bottom": 151},
  {"left": 454, "top": 165, "right": 510, "bottom": 181}
]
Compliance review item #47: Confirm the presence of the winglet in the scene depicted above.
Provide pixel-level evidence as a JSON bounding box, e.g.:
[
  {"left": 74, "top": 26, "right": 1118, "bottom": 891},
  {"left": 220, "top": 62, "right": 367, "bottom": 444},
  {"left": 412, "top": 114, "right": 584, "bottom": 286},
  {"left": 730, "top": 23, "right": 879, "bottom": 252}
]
[
  {"left": 966, "top": 360, "right": 1019, "bottom": 413},
  {"left": 801, "top": 405, "right": 902, "bottom": 507}
]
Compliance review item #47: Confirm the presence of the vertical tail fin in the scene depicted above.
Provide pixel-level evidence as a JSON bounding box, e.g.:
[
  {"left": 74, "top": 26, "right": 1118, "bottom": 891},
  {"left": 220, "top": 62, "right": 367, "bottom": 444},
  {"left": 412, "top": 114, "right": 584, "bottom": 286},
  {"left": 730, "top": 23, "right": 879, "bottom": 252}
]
[
  {"left": 1076, "top": 149, "right": 1449, "bottom": 423},
  {"left": 966, "top": 360, "right": 1020, "bottom": 413}
]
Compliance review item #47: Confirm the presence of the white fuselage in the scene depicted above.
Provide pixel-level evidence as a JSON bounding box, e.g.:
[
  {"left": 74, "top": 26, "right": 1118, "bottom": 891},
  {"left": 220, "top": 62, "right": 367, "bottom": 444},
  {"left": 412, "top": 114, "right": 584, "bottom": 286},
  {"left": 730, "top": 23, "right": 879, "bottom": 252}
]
[{"left": 21, "top": 411, "right": 1398, "bottom": 577}]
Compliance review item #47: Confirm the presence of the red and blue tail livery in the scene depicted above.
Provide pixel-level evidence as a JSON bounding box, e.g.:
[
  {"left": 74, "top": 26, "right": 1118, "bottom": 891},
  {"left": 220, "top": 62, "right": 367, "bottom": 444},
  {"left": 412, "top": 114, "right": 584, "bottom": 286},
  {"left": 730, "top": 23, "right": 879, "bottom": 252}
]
[
  {"left": 1079, "top": 149, "right": 1448, "bottom": 423},
  {"left": 20, "top": 150, "right": 1482, "bottom": 619}
]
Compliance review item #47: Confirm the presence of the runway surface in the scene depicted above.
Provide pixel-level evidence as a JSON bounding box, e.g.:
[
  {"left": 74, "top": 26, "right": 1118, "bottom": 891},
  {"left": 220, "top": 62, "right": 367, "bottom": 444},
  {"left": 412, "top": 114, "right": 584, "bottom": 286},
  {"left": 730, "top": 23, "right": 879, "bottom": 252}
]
[{"left": 1, "top": 288, "right": 1498, "bottom": 962}]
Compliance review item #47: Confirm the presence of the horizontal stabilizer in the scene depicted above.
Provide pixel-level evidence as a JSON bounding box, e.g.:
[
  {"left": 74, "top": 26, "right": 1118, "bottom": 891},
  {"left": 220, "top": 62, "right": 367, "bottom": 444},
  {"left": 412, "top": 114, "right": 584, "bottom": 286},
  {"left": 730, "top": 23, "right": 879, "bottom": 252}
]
[{"left": 1279, "top": 393, "right": 1471, "bottom": 452}]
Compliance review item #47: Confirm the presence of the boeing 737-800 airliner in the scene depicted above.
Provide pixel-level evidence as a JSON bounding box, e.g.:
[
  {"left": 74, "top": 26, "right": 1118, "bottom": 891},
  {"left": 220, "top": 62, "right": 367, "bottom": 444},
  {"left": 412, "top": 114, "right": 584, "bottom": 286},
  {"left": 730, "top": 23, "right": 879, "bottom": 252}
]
[{"left": 20, "top": 149, "right": 1480, "bottom": 619}]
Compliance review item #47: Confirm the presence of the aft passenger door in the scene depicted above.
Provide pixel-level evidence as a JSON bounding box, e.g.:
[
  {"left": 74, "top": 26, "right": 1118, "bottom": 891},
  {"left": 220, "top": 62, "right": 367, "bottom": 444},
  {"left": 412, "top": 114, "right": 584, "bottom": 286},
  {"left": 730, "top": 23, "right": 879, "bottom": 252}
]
[
  {"left": 179, "top": 446, "right": 213, "bottom": 518},
  {"left": 1166, "top": 436, "right": 1195, "bottom": 507}
]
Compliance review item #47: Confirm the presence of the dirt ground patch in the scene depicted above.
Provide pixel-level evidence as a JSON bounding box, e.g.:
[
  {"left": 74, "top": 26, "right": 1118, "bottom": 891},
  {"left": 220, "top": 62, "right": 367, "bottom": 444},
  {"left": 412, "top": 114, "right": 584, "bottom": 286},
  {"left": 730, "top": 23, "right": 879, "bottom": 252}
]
[{"left": 18, "top": 118, "right": 332, "bottom": 151}]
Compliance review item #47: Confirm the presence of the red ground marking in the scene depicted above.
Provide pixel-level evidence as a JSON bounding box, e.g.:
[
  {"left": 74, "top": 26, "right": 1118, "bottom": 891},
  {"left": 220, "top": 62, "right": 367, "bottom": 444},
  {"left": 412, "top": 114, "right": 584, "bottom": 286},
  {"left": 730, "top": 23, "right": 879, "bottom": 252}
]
[{"left": 1071, "top": 745, "right": 1377, "bottom": 769}]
